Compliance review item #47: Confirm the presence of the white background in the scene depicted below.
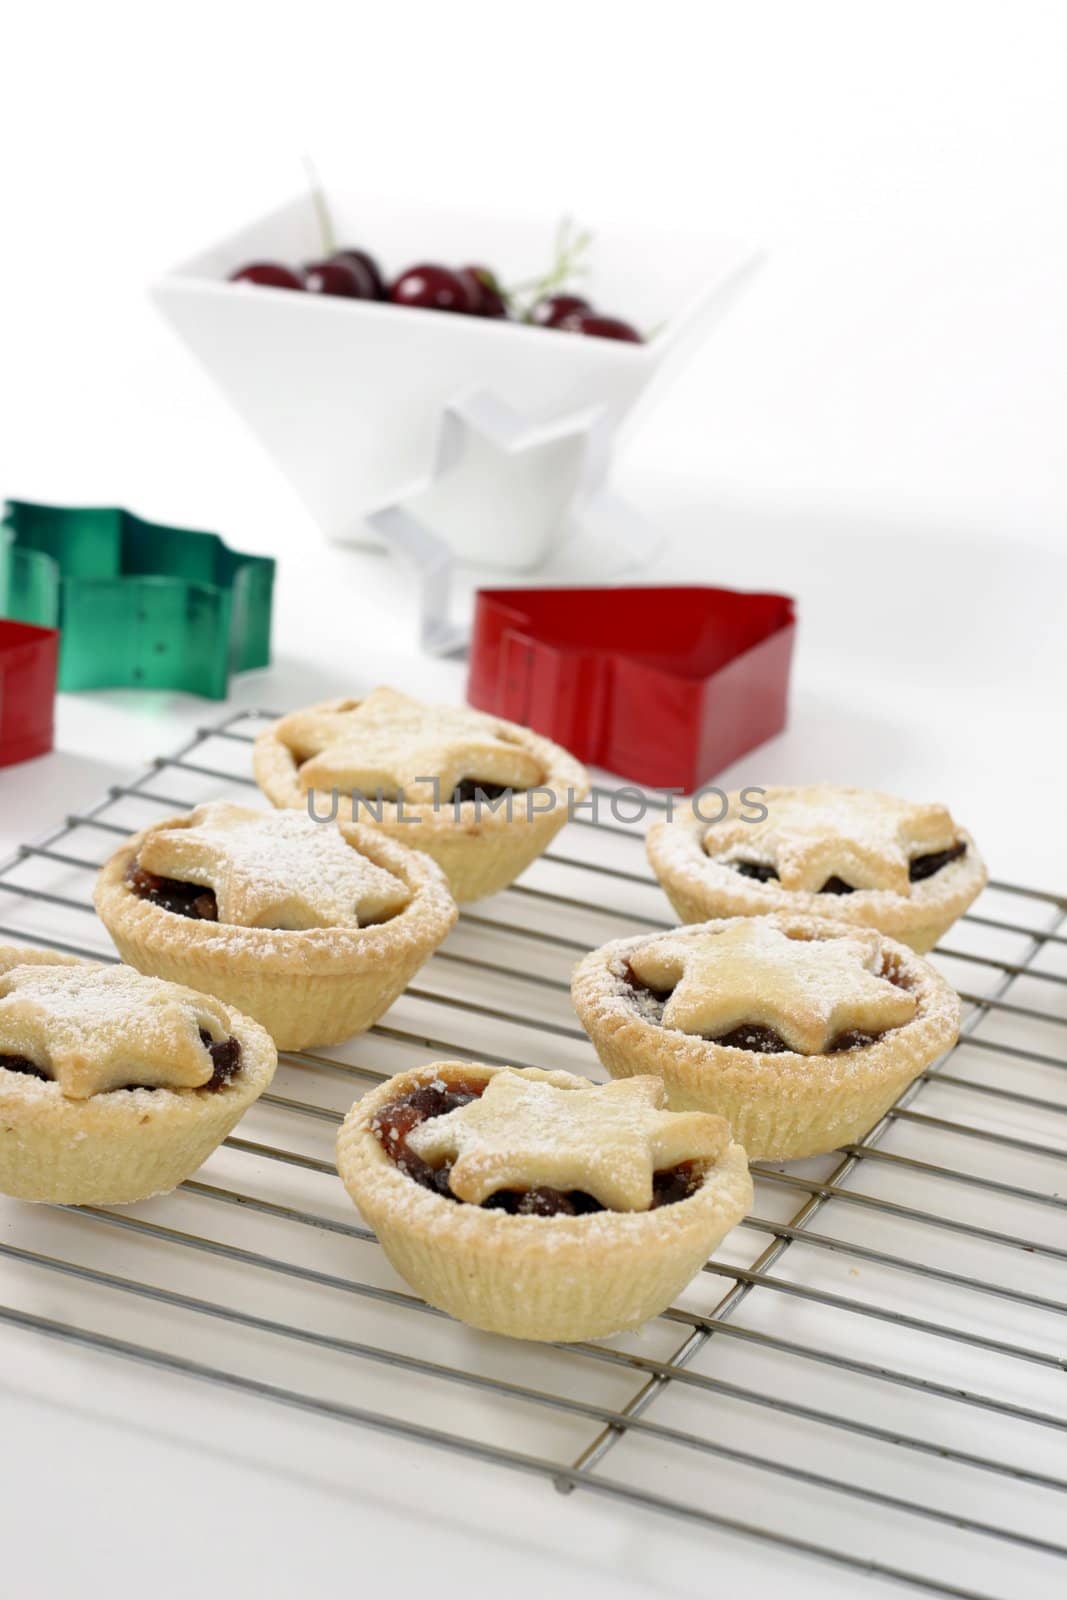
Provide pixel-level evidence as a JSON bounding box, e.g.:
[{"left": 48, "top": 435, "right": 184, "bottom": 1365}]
[{"left": 0, "top": 3, "right": 1065, "bottom": 1597}]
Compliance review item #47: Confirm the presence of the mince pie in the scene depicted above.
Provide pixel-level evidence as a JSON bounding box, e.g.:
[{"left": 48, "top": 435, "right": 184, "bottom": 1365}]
[
  {"left": 0, "top": 945, "right": 276, "bottom": 1204},
  {"left": 337, "top": 1060, "right": 751, "bottom": 1341},
  {"left": 572, "top": 914, "right": 961, "bottom": 1160},
  {"left": 94, "top": 801, "right": 457, "bottom": 1050},
  {"left": 647, "top": 785, "right": 986, "bottom": 952},
  {"left": 253, "top": 686, "right": 589, "bottom": 903}
]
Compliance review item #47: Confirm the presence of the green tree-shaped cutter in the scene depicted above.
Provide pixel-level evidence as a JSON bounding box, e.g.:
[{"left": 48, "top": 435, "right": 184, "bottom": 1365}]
[{"left": 0, "top": 500, "right": 274, "bottom": 698}]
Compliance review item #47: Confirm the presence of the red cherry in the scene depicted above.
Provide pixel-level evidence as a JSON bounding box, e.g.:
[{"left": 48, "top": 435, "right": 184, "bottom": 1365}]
[
  {"left": 390, "top": 263, "right": 470, "bottom": 313},
  {"left": 459, "top": 265, "right": 508, "bottom": 318},
  {"left": 332, "top": 247, "right": 385, "bottom": 299},
  {"left": 455, "top": 269, "right": 485, "bottom": 315},
  {"left": 559, "top": 312, "right": 642, "bottom": 343},
  {"left": 302, "top": 258, "right": 370, "bottom": 298},
  {"left": 531, "top": 293, "right": 591, "bottom": 328},
  {"left": 229, "top": 261, "right": 304, "bottom": 291}
]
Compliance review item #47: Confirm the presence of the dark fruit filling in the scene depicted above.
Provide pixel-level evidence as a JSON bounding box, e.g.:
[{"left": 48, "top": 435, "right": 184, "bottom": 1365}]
[
  {"left": 726, "top": 839, "right": 966, "bottom": 892},
  {"left": 623, "top": 960, "right": 673, "bottom": 1007},
  {"left": 649, "top": 1162, "right": 706, "bottom": 1207},
  {"left": 621, "top": 963, "right": 886, "bottom": 1054},
  {"left": 620, "top": 961, "right": 676, "bottom": 1031},
  {"left": 710, "top": 1023, "right": 880, "bottom": 1054},
  {"left": 733, "top": 860, "right": 778, "bottom": 883},
  {"left": 128, "top": 858, "right": 399, "bottom": 930},
  {"left": 200, "top": 1029, "right": 242, "bottom": 1091},
  {"left": 451, "top": 779, "right": 526, "bottom": 804},
  {"left": 373, "top": 1079, "right": 484, "bottom": 1196},
  {"left": 709, "top": 1024, "right": 787, "bottom": 1053},
  {"left": 0, "top": 1029, "right": 240, "bottom": 1092},
  {"left": 0, "top": 1053, "right": 49, "bottom": 1081},
  {"left": 484, "top": 1186, "right": 606, "bottom": 1217},
  {"left": 372, "top": 1078, "right": 704, "bottom": 1214},
  {"left": 909, "top": 841, "right": 967, "bottom": 882},
  {"left": 127, "top": 864, "right": 218, "bottom": 921},
  {"left": 117, "top": 1029, "right": 241, "bottom": 1093},
  {"left": 730, "top": 864, "right": 865, "bottom": 895}
]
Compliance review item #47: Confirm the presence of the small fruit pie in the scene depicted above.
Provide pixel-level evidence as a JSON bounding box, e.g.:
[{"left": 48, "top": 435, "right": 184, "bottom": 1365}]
[
  {"left": 647, "top": 785, "right": 986, "bottom": 952},
  {"left": 94, "top": 801, "right": 457, "bottom": 1050},
  {"left": 0, "top": 945, "right": 276, "bottom": 1205},
  {"left": 337, "top": 1060, "right": 751, "bottom": 1341},
  {"left": 253, "top": 686, "right": 589, "bottom": 903},
  {"left": 572, "top": 915, "right": 961, "bottom": 1161}
]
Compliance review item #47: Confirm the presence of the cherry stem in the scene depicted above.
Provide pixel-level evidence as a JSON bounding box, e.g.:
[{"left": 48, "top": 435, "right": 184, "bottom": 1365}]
[
  {"left": 302, "top": 154, "right": 336, "bottom": 257},
  {"left": 506, "top": 215, "right": 593, "bottom": 320}
]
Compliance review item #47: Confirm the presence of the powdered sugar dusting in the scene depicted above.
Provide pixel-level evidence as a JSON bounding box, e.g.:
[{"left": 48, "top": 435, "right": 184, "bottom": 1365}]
[
  {"left": 405, "top": 1069, "right": 727, "bottom": 1211},
  {"left": 706, "top": 786, "right": 958, "bottom": 895},
  {"left": 274, "top": 686, "right": 544, "bottom": 802},
  {"left": 137, "top": 801, "right": 411, "bottom": 929},
  {"left": 629, "top": 921, "right": 916, "bottom": 1054},
  {"left": 0, "top": 964, "right": 231, "bottom": 1099}
]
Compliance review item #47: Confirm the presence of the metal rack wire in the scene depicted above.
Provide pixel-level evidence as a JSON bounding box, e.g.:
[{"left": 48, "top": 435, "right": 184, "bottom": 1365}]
[{"left": 0, "top": 708, "right": 1064, "bottom": 1600}]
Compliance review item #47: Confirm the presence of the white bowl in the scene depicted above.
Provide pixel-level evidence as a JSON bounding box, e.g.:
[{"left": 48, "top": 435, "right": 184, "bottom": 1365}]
[{"left": 152, "top": 192, "right": 758, "bottom": 569}]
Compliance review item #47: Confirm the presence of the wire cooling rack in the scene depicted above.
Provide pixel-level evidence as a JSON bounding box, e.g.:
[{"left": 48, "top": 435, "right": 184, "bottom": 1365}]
[{"left": 0, "top": 709, "right": 1064, "bottom": 1600}]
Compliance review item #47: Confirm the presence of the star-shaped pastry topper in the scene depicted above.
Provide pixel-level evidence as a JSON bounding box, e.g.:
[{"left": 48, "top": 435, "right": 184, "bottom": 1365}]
[
  {"left": 629, "top": 922, "right": 917, "bottom": 1055},
  {"left": 406, "top": 1070, "right": 728, "bottom": 1212},
  {"left": 709, "top": 788, "right": 959, "bottom": 894},
  {"left": 0, "top": 964, "right": 232, "bottom": 1099},
  {"left": 136, "top": 801, "right": 410, "bottom": 930},
  {"left": 275, "top": 687, "right": 543, "bottom": 803}
]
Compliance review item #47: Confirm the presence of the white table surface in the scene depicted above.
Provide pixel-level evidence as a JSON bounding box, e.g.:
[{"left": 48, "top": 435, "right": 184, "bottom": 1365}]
[{"left": 2, "top": 6, "right": 1066, "bottom": 1592}]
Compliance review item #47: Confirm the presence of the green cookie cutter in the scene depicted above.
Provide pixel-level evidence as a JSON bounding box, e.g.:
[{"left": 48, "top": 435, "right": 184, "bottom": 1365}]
[{"left": 0, "top": 500, "right": 275, "bottom": 698}]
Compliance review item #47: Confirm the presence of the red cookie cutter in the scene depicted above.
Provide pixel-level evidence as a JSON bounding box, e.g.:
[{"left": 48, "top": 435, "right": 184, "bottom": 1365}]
[
  {"left": 0, "top": 618, "right": 59, "bottom": 767},
  {"left": 468, "top": 586, "right": 796, "bottom": 791}
]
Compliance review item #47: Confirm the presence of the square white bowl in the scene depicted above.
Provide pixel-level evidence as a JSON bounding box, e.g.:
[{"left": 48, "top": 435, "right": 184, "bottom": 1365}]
[{"left": 152, "top": 192, "right": 758, "bottom": 568}]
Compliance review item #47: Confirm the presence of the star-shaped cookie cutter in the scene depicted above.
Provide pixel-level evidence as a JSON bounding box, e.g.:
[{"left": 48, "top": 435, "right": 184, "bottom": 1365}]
[
  {"left": 0, "top": 499, "right": 275, "bottom": 698},
  {"left": 364, "top": 390, "right": 661, "bottom": 657}
]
